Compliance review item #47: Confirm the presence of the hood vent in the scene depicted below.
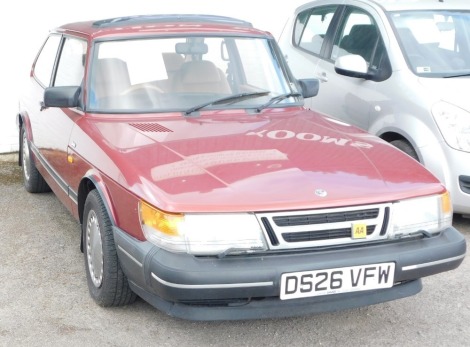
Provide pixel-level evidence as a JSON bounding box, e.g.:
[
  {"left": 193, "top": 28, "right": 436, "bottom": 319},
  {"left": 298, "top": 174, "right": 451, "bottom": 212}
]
[{"left": 129, "top": 122, "right": 172, "bottom": 133}]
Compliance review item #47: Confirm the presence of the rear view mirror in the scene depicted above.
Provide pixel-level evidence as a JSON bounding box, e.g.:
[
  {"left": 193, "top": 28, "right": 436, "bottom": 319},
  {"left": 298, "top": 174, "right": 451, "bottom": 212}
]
[
  {"left": 44, "top": 86, "right": 81, "bottom": 109},
  {"left": 335, "top": 55, "right": 370, "bottom": 79},
  {"left": 298, "top": 79, "right": 319, "bottom": 99},
  {"left": 175, "top": 42, "right": 208, "bottom": 55}
]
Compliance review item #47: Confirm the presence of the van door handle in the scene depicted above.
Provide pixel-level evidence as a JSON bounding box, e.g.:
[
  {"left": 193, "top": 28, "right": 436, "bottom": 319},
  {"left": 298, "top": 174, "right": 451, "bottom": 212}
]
[{"left": 316, "top": 72, "right": 328, "bottom": 83}]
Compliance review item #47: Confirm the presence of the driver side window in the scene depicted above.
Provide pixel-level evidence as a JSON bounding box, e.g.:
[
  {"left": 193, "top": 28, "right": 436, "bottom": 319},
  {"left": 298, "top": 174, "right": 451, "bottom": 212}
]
[
  {"left": 331, "top": 7, "right": 391, "bottom": 80},
  {"left": 54, "top": 37, "right": 87, "bottom": 87},
  {"left": 332, "top": 9, "right": 378, "bottom": 64}
]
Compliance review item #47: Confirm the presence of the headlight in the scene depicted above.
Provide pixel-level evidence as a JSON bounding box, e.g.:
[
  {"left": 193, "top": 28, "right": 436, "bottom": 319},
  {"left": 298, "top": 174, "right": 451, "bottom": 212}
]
[
  {"left": 432, "top": 101, "right": 470, "bottom": 152},
  {"left": 390, "top": 191, "right": 452, "bottom": 238},
  {"left": 139, "top": 201, "right": 267, "bottom": 256}
]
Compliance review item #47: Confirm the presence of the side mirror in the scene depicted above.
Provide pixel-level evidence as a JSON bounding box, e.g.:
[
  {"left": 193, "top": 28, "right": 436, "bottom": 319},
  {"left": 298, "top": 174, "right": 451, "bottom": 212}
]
[
  {"left": 334, "top": 54, "right": 371, "bottom": 79},
  {"left": 44, "top": 86, "right": 81, "bottom": 108},
  {"left": 298, "top": 78, "right": 319, "bottom": 99}
]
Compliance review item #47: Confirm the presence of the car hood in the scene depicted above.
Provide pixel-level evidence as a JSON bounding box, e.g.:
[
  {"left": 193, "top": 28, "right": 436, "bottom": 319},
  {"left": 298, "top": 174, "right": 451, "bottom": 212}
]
[
  {"left": 86, "top": 107, "right": 442, "bottom": 212},
  {"left": 419, "top": 76, "right": 470, "bottom": 110}
]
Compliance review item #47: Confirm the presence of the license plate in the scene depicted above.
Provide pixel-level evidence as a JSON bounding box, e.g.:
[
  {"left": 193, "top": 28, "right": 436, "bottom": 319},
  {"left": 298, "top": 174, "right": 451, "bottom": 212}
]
[{"left": 280, "top": 262, "right": 395, "bottom": 300}]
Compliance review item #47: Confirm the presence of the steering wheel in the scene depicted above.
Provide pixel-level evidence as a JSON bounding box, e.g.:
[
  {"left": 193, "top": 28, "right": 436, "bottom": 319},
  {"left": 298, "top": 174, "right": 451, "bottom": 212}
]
[{"left": 120, "top": 83, "right": 164, "bottom": 96}]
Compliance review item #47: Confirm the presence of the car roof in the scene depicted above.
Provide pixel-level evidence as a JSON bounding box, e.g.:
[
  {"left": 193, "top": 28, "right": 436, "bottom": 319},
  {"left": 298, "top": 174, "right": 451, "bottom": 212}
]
[
  {"left": 297, "top": 0, "right": 470, "bottom": 13},
  {"left": 55, "top": 14, "right": 269, "bottom": 40}
]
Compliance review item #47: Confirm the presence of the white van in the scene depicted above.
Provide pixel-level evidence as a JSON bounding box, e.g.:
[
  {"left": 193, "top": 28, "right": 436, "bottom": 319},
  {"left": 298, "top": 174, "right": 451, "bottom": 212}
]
[{"left": 279, "top": 0, "right": 470, "bottom": 215}]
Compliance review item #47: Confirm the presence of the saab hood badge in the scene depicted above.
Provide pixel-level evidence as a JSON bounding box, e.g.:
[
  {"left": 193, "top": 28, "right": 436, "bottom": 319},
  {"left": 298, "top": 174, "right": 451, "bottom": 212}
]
[{"left": 315, "top": 189, "right": 328, "bottom": 197}]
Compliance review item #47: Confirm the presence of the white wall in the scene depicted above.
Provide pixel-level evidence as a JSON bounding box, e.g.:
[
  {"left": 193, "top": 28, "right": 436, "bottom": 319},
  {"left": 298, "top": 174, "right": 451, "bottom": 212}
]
[{"left": 0, "top": 0, "right": 306, "bottom": 153}]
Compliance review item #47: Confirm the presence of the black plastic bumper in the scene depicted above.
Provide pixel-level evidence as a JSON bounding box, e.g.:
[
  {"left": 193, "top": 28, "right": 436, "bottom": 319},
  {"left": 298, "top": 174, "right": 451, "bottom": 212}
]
[{"left": 113, "top": 226, "right": 466, "bottom": 320}]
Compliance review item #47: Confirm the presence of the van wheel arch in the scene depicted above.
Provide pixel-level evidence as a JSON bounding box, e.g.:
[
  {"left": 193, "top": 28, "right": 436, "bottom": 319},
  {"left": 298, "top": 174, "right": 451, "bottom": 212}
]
[
  {"left": 381, "top": 133, "right": 420, "bottom": 162},
  {"left": 390, "top": 139, "right": 419, "bottom": 161}
]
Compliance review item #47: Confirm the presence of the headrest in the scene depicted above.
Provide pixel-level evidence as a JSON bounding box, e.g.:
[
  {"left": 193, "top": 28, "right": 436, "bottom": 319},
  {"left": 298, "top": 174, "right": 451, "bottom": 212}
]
[
  {"left": 349, "top": 25, "right": 377, "bottom": 40},
  {"left": 162, "top": 52, "right": 185, "bottom": 73},
  {"left": 180, "top": 61, "right": 221, "bottom": 84},
  {"left": 94, "top": 58, "right": 130, "bottom": 86}
]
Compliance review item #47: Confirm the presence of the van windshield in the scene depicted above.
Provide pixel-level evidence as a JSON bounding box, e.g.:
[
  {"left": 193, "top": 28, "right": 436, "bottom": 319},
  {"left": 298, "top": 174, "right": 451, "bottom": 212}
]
[
  {"left": 390, "top": 10, "right": 470, "bottom": 77},
  {"left": 87, "top": 36, "right": 298, "bottom": 113}
]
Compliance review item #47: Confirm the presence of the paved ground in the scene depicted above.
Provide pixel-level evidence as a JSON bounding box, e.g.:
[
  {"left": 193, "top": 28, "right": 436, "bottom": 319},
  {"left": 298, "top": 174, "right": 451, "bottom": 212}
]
[{"left": 0, "top": 158, "right": 468, "bottom": 347}]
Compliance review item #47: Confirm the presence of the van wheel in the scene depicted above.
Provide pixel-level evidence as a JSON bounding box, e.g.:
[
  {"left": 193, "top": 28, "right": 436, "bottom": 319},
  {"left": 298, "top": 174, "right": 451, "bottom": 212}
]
[
  {"left": 83, "top": 190, "right": 136, "bottom": 306},
  {"left": 390, "top": 139, "right": 419, "bottom": 162},
  {"left": 21, "top": 127, "right": 50, "bottom": 193}
]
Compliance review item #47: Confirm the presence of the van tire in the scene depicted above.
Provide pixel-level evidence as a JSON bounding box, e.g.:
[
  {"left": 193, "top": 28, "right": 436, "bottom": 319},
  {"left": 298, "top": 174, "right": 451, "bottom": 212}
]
[{"left": 390, "top": 139, "right": 419, "bottom": 162}]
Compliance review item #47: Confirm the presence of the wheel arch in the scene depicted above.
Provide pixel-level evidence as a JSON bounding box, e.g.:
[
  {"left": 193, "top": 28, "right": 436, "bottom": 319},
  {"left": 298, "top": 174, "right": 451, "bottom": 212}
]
[
  {"left": 377, "top": 127, "right": 451, "bottom": 190},
  {"left": 380, "top": 131, "right": 413, "bottom": 144},
  {"left": 78, "top": 171, "right": 118, "bottom": 252},
  {"left": 370, "top": 109, "right": 443, "bottom": 166},
  {"left": 378, "top": 130, "right": 422, "bottom": 163}
]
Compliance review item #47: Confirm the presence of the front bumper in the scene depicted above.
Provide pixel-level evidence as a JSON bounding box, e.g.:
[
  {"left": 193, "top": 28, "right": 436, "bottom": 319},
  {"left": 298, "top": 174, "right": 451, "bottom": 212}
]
[{"left": 114, "top": 226, "right": 465, "bottom": 320}]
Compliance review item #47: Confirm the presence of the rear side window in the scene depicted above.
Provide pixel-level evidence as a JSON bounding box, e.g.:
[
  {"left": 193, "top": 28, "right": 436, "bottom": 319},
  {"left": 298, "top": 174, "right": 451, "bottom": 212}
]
[
  {"left": 294, "top": 5, "right": 337, "bottom": 56},
  {"left": 33, "top": 35, "right": 61, "bottom": 87},
  {"left": 54, "top": 37, "right": 87, "bottom": 86}
]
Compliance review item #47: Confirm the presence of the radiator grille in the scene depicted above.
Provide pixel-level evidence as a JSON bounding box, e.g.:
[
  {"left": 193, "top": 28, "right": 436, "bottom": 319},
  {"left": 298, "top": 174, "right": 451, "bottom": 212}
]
[
  {"left": 273, "top": 209, "right": 379, "bottom": 227},
  {"left": 282, "top": 225, "right": 375, "bottom": 243},
  {"left": 255, "top": 204, "right": 391, "bottom": 250}
]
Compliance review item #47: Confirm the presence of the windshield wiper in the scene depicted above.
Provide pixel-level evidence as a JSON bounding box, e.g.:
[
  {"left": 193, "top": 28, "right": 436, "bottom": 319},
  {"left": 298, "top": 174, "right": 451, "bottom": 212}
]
[
  {"left": 184, "top": 91, "right": 270, "bottom": 115},
  {"left": 255, "top": 92, "right": 302, "bottom": 112}
]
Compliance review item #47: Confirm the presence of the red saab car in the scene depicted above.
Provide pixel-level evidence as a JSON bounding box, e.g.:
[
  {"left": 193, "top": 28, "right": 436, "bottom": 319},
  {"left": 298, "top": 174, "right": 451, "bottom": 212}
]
[{"left": 17, "top": 14, "right": 465, "bottom": 320}]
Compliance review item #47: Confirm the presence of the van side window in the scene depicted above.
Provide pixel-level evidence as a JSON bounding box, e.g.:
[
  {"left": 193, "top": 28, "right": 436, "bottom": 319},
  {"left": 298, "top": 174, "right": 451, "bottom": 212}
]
[
  {"left": 332, "top": 9, "right": 378, "bottom": 62},
  {"left": 294, "top": 5, "right": 337, "bottom": 56},
  {"left": 332, "top": 7, "right": 391, "bottom": 80}
]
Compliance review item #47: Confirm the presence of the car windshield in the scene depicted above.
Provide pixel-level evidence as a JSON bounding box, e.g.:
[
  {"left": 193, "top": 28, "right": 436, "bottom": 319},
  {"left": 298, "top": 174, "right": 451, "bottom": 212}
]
[
  {"left": 390, "top": 10, "right": 470, "bottom": 77},
  {"left": 88, "top": 36, "right": 298, "bottom": 113}
]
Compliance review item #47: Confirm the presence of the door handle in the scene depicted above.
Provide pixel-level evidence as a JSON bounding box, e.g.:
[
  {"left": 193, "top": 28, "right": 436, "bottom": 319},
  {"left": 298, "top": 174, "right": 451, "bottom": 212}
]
[{"left": 316, "top": 72, "right": 328, "bottom": 83}]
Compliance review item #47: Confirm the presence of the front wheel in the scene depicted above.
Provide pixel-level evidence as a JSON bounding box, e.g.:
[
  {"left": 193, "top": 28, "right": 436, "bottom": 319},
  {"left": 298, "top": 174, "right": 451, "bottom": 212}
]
[
  {"left": 83, "top": 190, "right": 136, "bottom": 306},
  {"left": 390, "top": 139, "right": 419, "bottom": 162}
]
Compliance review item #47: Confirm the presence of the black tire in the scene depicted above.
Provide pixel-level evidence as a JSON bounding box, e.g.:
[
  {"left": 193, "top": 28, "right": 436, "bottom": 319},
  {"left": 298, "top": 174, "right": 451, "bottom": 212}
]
[
  {"left": 83, "top": 189, "right": 136, "bottom": 306},
  {"left": 20, "top": 127, "right": 50, "bottom": 193},
  {"left": 390, "top": 139, "right": 419, "bottom": 162}
]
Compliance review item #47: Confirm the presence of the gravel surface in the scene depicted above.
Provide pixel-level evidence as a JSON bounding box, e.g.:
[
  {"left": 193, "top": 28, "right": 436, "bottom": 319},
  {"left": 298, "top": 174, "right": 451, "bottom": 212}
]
[{"left": 0, "top": 160, "right": 468, "bottom": 347}]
